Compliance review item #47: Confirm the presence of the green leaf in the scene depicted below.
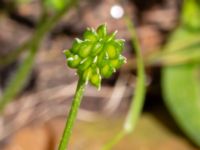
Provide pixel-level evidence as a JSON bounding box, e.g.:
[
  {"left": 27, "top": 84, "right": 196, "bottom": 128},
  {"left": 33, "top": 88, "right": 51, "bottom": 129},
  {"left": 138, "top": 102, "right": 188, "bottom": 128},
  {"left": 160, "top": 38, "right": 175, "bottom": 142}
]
[{"left": 162, "top": 29, "right": 200, "bottom": 146}]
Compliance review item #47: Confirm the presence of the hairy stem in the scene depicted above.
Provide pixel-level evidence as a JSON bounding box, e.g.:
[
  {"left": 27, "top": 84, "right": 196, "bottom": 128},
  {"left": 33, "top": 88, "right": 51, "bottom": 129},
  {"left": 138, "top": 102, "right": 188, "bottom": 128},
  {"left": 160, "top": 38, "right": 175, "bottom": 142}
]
[{"left": 58, "top": 79, "right": 86, "bottom": 150}]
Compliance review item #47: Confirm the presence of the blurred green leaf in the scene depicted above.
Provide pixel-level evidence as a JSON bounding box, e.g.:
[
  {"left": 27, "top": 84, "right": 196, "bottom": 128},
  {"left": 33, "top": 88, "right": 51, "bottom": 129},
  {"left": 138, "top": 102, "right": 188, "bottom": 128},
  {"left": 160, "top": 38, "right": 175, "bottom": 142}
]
[
  {"left": 44, "top": 0, "right": 65, "bottom": 11},
  {"left": 162, "top": 28, "right": 200, "bottom": 146},
  {"left": 0, "top": 0, "right": 76, "bottom": 112},
  {"left": 182, "top": 0, "right": 200, "bottom": 31}
]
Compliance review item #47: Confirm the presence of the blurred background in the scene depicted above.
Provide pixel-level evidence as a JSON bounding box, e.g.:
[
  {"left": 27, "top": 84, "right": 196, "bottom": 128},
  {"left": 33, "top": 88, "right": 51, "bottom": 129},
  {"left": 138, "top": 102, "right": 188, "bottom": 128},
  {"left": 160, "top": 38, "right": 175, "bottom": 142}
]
[{"left": 0, "top": 0, "right": 200, "bottom": 150}]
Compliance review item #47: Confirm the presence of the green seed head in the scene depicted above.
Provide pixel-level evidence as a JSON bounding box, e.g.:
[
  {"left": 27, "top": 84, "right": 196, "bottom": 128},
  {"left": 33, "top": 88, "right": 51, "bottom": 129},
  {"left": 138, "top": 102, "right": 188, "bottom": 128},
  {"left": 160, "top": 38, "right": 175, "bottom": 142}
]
[{"left": 64, "top": 24, "right": 126, "bottom": 89}]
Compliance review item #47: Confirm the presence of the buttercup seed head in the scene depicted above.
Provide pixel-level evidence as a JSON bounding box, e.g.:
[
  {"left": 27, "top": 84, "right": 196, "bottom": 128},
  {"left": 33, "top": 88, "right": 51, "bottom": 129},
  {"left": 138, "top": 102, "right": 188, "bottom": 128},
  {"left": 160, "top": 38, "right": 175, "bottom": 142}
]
[
  {"left": 83, "top": 28, "right": 98, "bottom": 41},
  {"left": 97, "top": 24, "right": 107, "bottom": 37},
  {"left": 64, "top": 24, "right": 126, "bottom": 89}
]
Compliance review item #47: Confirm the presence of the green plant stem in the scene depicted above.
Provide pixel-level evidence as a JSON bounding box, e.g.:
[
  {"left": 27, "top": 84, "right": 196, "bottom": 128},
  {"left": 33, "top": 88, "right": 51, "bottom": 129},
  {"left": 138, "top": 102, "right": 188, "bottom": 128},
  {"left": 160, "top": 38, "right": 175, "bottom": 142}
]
[
  {"left": 102, "top": 16, "right": 146, "bottom": 150},
  {"left": 102, "top": 131, "right": 125, "bottom": 150},
  {"left": 58, "top": 79, "right": 86, "bottom": 150},
  {"left": 0, "top": 40, "right": 38, "bottom": 111},
  {"left": 0, "top": 0, "right": 76, "bottom": 112},
  {"left": 0, "top": 18, "right": 48, "bottom": 111},
  {"left": 123, "top": 16, "right": 146, "bottom": 133}
]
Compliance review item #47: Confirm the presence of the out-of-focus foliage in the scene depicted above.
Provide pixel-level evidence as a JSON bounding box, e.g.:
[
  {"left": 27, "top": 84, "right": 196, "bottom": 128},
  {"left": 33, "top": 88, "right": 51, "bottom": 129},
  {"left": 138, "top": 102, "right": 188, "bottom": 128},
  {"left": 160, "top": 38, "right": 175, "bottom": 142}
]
[
  {"left": 162, "top": 0, "right": 200, "bottom": 146},
  {"left": 162, "top": 29, "right": 200, "bottom": 146},
  {"left": 0, "top": 0, "right": 76, "bottom": 111},
  {"left": 44, "top": 0, "right": 66, "bottom": 11},
  {"left": 182, "top": 0, "right": 200, "bottom": 30}
]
